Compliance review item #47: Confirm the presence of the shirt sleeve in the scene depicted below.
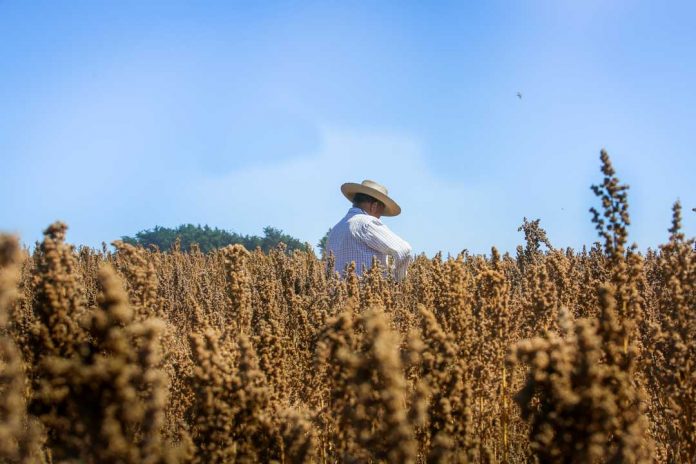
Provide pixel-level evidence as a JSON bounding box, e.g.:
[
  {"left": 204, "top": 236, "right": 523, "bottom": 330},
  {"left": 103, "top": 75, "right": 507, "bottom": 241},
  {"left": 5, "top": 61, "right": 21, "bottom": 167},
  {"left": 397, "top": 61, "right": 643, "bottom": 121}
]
[{"left": 356, "top": 218, "right": 413, "bottom": 279}]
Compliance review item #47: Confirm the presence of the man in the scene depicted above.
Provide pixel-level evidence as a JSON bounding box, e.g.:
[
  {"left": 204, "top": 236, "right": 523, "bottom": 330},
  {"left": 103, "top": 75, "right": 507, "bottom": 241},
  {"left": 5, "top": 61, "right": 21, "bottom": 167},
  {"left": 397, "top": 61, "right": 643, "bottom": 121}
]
[{"left": 326, "top": 179, "right": 412, "bottom": 280}]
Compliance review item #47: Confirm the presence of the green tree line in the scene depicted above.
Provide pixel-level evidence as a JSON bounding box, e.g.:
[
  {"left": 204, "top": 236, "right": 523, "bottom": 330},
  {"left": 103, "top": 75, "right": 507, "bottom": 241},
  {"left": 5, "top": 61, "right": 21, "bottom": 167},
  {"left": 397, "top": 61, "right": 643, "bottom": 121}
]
[{"left": 121, "top": 224, "right": 310, "bottom": 253}]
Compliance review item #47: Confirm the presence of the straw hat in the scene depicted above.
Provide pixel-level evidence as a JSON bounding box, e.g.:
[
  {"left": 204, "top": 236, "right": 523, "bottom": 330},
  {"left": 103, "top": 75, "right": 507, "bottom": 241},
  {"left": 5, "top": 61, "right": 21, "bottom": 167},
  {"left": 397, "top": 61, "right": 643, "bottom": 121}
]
[{"left": 341, "top": 179, "right": 401, "bottom": 217}]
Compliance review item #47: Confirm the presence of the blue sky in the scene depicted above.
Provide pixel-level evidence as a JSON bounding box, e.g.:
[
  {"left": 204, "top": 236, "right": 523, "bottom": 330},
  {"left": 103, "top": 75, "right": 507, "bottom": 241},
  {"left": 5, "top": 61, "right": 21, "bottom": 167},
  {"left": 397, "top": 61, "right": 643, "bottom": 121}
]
[{"left": 1, "top": 1, "right": 694, "bottom": 256}]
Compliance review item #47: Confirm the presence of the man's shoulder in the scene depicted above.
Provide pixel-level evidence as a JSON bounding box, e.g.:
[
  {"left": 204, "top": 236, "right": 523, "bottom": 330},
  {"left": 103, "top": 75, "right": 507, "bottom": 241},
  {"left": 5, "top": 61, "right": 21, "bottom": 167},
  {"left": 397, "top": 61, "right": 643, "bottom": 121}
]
[{"left": 348, "top": 213, "right": 382, "bottom": 228}]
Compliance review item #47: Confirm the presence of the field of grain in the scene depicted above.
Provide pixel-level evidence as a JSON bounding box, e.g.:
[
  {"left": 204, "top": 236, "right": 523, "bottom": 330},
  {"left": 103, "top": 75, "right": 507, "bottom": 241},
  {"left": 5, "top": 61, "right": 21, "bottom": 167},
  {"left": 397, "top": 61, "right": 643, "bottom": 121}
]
[{"left": 0, "top": 151, "right": 694, "bottom": 463}]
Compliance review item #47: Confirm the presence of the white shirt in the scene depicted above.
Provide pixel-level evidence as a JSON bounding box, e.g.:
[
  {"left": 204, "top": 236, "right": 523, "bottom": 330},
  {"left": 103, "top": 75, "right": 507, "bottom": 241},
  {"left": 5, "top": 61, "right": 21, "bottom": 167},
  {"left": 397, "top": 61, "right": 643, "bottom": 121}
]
[{"left": 326, "top": 207, "right": 412, "bottom": 280}]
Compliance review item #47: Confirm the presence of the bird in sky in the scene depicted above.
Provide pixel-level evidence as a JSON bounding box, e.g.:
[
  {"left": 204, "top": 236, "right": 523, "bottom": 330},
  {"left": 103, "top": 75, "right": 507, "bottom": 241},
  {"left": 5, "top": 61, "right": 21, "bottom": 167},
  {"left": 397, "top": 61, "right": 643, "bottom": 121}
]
[{"left": 516, "top": 92, "right": 522, "bottom": 99}]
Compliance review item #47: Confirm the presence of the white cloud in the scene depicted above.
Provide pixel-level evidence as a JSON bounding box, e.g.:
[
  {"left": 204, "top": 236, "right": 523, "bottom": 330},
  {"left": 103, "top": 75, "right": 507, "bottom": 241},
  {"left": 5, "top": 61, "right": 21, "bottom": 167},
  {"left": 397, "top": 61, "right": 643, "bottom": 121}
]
[{"left": 191, "top": 126, "right": 508, "bottom": 255}]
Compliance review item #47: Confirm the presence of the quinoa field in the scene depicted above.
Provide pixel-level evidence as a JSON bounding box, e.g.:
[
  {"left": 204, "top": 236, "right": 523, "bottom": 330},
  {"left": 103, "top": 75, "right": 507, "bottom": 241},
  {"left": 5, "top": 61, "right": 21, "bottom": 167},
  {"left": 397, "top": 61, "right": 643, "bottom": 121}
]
[{"left": 0, "top": 151, "right": 694, "bottom": 463}]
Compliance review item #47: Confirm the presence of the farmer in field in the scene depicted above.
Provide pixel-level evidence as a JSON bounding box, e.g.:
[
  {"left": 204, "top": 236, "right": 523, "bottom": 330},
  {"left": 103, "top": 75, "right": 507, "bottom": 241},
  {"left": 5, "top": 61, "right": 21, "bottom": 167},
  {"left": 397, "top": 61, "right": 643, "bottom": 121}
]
[{"left": 326, "top": 179, "right": 412, "bottom": 280}]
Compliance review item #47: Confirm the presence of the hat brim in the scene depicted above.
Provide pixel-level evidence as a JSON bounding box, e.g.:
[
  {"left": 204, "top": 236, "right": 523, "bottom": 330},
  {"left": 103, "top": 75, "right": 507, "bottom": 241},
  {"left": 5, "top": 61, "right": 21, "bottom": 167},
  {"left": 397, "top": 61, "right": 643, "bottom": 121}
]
[{"left": 341, "top": 183, "right": 401, "bottom": 216}]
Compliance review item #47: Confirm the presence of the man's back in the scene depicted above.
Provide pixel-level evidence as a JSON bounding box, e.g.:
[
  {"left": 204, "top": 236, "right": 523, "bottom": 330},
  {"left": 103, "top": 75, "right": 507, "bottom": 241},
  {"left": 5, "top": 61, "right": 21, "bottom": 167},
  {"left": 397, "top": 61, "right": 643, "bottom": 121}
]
[{"left": 327, "top": 207, "right": 412, "bottom": 279}]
